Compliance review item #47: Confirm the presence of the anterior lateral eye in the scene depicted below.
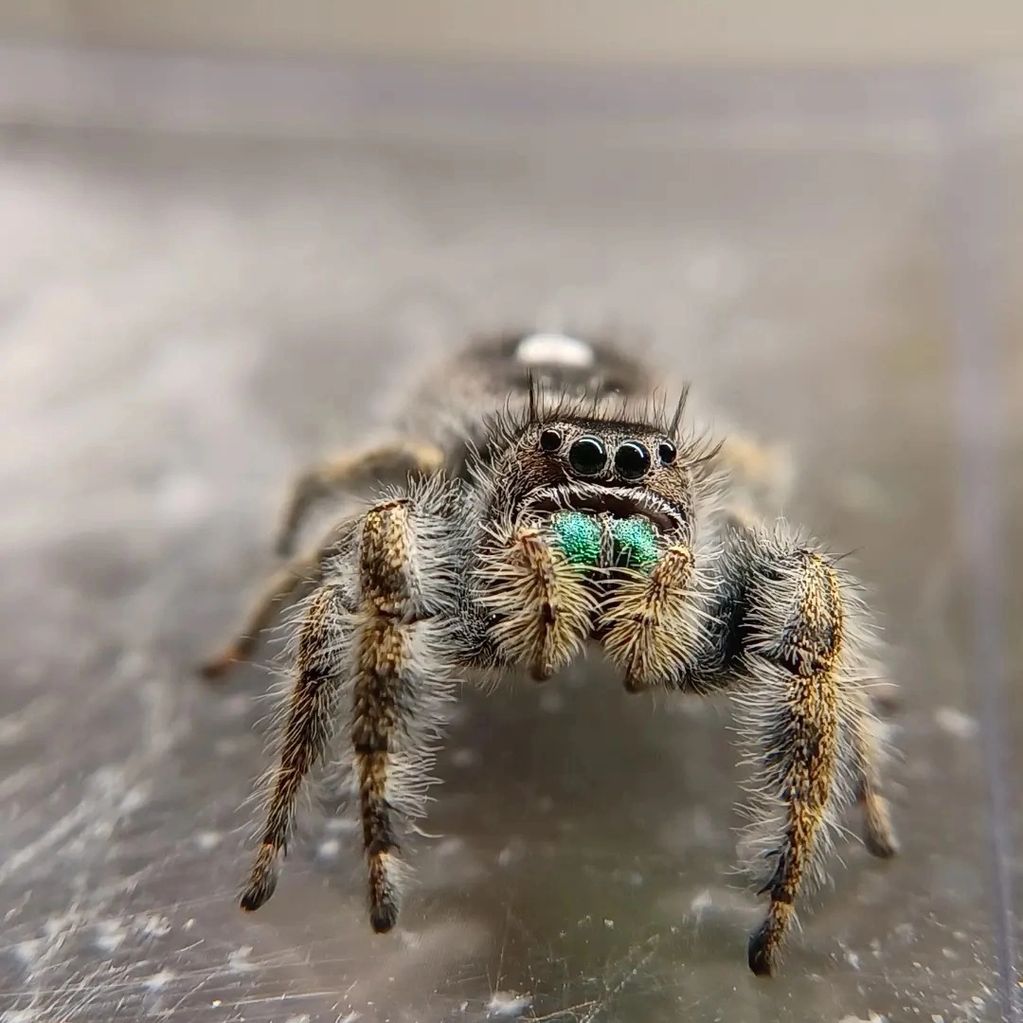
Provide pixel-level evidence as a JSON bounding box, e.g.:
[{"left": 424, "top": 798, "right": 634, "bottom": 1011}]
[
  {"left": 658, "top": 441, "right": 677, "bottom": 465},
  {"left": 539, "top": 428, "right": 563, "bottom": 452}
]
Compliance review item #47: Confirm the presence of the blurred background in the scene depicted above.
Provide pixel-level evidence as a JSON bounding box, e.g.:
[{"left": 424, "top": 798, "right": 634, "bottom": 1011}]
[{"left": 1, "top": 5, "right": 1021, "bottom": 1023}]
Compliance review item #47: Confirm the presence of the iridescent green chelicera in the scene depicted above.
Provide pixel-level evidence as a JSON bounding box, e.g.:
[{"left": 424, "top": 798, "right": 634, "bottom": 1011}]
[
  {"left": 610, "top": 515, "right": 659, "bottom": 570},
  {"left": 550, "top": 511, "right": 603, "bottom": 566}
]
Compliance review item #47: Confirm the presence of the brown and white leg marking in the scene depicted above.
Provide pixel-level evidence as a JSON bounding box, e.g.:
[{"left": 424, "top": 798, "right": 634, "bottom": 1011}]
[
  {"left": 242, "top": 486, "right": 456, "bottom": 928},
  {"left": 475, "top": 523, "right": 595, "bottom": 681},
  {"left": 725, "top": 530, "right": 895, "bottom": 976},
  {"left": 350, "top": 495, "right": 456, "bottom": 931},
  {"left": 240, "top": 583, "right": 351, "bottom": 910},
  {"left": 599, "top": 545, "right": 704, "bottom": 692}
]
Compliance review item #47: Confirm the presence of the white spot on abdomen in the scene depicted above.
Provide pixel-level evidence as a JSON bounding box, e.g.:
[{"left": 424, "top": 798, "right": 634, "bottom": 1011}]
[{"left": 515, "top": 333, "right": 594, "bottom": 369}]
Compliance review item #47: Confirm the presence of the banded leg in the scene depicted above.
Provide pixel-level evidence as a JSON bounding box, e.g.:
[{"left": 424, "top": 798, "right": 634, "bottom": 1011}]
[
  {"left": 598, "top": 544, "right": 705, "bottom": 691},
  {"left": 240, "top": 584, "right": 351, "bottom": 910},
  {"left": 475, "top": 523, "right": 595, "bottom": 680},
  {"left": 200, "top": 517, "right": 358, "bottom": 680},
  {"left": 718, "top": 528, "right": 893, "bottom": 976},
  {"left": 351, "top": 497, "right": 455, "bottom": 930},
  {"left": 276, "top": 439, "right": 444, "bottom": 555}
]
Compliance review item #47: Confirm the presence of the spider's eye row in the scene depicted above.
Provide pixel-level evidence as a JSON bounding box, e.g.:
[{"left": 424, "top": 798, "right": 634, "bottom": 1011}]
[
  {"left": 539, "top": 428, "right": 563, "bottom": 453},
  {"left": 614, "top": 441, "right": 651, "bottom": 480},
  {"left": 658, "top": 441, "right": 677, "bottom": 465},
  {"left": 568, "top": 436, "right": 607, "bottom": 476}
]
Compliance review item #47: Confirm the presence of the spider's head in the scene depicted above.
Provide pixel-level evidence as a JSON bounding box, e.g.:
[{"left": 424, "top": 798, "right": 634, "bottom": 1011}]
[{"left": 495, "top": 413, "right": 700, "bottom": 559}]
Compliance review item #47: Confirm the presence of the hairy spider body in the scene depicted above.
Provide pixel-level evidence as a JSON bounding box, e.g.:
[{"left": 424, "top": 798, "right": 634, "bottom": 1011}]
[{"left": 204, "top": 331, "right": 897, "bottom": 976}]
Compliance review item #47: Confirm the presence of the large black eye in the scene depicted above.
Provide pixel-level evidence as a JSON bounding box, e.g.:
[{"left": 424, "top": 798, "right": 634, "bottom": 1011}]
[
  {"left": 539, "top": 428, "right": 562, "bottom": 452},
  {"left": 658, "top": 441, "right": 677, "bottom": 465},
  {"left": 614, "top": 441, "right": 651, "bottom": 480},
  {"left": 568, "top": 436, "right": 607, "bottom": 476}
]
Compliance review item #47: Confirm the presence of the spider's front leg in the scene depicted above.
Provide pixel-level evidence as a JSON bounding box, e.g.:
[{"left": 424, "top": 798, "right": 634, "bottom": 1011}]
[
  {"left": 718, "top": 527, "right": 898, "bottom": 976},
  {"left": 241, "top": 483, "right": 458, "bottom": 931}
]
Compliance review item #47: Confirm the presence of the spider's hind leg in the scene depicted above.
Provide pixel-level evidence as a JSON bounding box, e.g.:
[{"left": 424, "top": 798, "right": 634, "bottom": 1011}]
[
  {"left": 200, "top": 517, "right": 358, "bottom": 680},
  {"left": 716, "top": 526, "right": 897, "bottom": 976}
]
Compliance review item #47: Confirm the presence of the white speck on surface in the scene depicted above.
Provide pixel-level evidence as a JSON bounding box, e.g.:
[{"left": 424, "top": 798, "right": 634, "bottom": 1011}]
[
  {"left": 143, "top": 969, "right": 175, "bottom": 992},
  {"left": 451, "top": 748, "right": 477, "bottom": 768},
  {"left": 496, "top": 840, "right": 524, "bottom": 868},
  {"left": 602, "top": 918, "right": 614, "bottom": 929},
  {"left": 323, "top": 816, "right": 359, "bottom": 834},
  {"left": 227, "top": 945, "right": 257, "bottom": 972},
  {"left": 845, "top": 949, "right": 861, "bottom": 970},
  {"left": 194, "top": 830, "right": 222, "bottom": 850},
  {"left": 436, "top": 836, "right": 465, "bottom": 857},
  {"left": 14, "top": 938, "right": 43, "bottom": 964},
  {"left": 336, "top": 1012, "right": 360, "bottom": 1023},
  {"left": 138, "top": 913, "right": 171, "bottom": 937},
  {"left": 219, "top": 694, "right": 251, "bottom": 718},
  {"left": 4, "top": 1010, "right": 36, "bottom": 1023},
  {"left": 515, "top": 333, "right": 594, "bottom": 369},
  {"left": 689, "top": 889, "right": 712, "bottom": 918},
  {"left": 95, "top": 919, "right": 127, "bottom": 952},
  {"left": 154, "top": 471, "right": 209, "bottom": 524},
  {"left": 486, "top": 990, "right": 532, "bottom": 1018},
  {"left": 934, "top": 707, "right": 979, "bottom": 740},
  {"left": 317, "top": 837, "right": 341, "bottom": 860}
]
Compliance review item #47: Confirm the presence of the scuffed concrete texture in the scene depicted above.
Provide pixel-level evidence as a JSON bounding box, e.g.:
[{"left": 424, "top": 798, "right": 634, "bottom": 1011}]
[{"left": 0, "top": 56, "right": 1019, "bottom": 1022}]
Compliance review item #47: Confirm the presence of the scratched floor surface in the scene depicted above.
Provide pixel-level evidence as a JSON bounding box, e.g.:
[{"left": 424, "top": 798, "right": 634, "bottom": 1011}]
[{"left": 0, "top": 48, "right": 1020, "bottom": 1023}]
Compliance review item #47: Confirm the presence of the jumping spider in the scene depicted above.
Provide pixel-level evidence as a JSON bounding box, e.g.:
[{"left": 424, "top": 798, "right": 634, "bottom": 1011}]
[{"left": 203, "top": 331, "right": 898, "bottom": 976}]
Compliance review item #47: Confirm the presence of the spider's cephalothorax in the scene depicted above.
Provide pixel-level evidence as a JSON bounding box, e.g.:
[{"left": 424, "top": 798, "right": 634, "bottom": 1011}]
[{"left": 203, "top": 331, "right": 898, "bottom": 977}]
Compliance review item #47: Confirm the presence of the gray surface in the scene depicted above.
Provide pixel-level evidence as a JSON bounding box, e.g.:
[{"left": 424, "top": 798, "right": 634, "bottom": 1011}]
[{"left": 1, "top": 51, "right": 1020, "bottom": 1023}]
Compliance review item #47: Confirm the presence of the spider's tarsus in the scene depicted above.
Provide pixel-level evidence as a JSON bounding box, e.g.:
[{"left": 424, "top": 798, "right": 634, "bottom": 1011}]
[
  {"left": 865, "top": 830, "right": 900, "bottom": 859},
  {"left": 864, "top": 818, "right": 900, "bottom": 859},
  {"left": 240, "top": 843, "right": 279, "bottom": 911},
  {"left": 370, "top": 901, "right": 398, "bottom": 933},
  {"left": 747, "top": 922, "right": 776, "bottom": 977},
  {"left": 198, "top": 647, "right": 242, "bottom": 682}
]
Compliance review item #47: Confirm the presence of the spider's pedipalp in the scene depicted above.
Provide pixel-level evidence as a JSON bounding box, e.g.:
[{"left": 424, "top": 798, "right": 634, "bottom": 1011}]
[
  {"left": 598, "top": 544, "right": 706, "bottom": 691},
  {"left": 474, "top": 521, "right": 595, "bottom": 680}
]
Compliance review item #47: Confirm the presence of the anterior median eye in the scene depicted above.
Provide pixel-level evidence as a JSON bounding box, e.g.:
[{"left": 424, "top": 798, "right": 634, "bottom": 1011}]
[
  {"left": 568, "top": 436, "right": 607, "bottom": 476},
  {"left": 614, "top": 441, "right": 651, "bottom": 480}
]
